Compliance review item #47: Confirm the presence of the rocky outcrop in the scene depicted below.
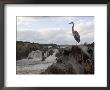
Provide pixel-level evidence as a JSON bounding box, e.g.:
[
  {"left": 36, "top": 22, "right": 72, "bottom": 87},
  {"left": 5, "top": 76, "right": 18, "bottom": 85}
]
[{"left": 43, "top": 45, "right": 94, "bottom": 74}]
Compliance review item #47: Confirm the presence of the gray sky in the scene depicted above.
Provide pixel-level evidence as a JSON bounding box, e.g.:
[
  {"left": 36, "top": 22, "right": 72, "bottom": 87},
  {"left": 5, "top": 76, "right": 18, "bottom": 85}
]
[{"left": 17, "top": 16, "right": 94, "bottom": 45}]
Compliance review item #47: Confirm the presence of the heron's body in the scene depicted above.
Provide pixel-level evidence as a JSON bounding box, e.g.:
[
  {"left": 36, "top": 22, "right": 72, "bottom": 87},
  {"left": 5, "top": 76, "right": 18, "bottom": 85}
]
[{"left": 72, "top": 30, "right": 80, "bottom": 43}]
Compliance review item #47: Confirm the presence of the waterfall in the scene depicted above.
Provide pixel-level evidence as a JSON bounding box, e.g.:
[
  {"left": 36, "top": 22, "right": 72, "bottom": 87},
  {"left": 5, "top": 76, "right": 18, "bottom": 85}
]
[
  {"left": 27, "top": 50, "right": 42, "bottom": 61},
  {"left": 16, "top": 49, "right": 58, "bottom": 74}
]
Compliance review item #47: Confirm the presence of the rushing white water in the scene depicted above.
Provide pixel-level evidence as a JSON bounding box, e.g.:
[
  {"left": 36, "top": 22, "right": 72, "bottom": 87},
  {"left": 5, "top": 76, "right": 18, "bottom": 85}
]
[
  {"left": 27, "top": 50, "right": 42, "bottom": 60},
  {"left": 16, "top": 49, "right": 57, "bottom": 74}
]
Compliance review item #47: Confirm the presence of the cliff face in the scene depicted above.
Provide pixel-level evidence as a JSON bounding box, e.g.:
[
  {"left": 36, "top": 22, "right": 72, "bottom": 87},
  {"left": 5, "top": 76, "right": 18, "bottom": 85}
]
[{"left": 43, "top": 45, "right": 94, "bottom": 74}]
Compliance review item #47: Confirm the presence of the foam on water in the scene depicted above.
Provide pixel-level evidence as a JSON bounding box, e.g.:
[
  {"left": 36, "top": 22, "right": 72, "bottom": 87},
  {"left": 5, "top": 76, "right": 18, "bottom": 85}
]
[{"left": 16, "top": 49, "right": 57, "bottom": 74}]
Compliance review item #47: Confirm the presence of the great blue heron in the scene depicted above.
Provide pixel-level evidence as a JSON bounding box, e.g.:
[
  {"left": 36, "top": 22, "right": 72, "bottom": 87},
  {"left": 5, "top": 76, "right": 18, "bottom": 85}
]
[{"left": 69, "top": 22, "right": 80, "bottom": 44}]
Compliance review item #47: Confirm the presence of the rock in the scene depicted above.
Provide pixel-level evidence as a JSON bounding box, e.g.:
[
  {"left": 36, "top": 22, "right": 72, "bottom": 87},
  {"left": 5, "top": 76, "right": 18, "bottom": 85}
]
[
  {"left": 42, "top": 45, "right": 94, "bottom": 74},
  {"left": 43, "top": 63, "right": 77, "bottom": 74},
  {"left": 43, "top": 53, "right": 84, "bottom": 74}
]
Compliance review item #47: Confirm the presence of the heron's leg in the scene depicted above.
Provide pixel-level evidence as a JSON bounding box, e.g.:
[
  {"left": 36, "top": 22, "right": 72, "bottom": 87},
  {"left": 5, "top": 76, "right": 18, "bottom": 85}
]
[
  {"left": 76, "top": 41, "right": 77, "bottom": 46},
  {"left": 81, "top": 50, "right": 83, "bottom": 64}
]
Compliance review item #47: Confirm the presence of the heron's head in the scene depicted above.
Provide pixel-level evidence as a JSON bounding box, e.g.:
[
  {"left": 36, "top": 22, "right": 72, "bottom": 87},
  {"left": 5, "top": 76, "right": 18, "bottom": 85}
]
[{"left": 69, "top": 22, "right": 74, "bottom": 24}]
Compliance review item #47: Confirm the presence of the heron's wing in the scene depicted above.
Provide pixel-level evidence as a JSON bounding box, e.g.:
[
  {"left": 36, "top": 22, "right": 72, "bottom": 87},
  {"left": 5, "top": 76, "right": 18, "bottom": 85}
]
[
  {"left": 74, "top": 31, "right": 80, "bottom": 43},
  {"left": 74, "top": 31, "right": 80, "bottom": 39}
]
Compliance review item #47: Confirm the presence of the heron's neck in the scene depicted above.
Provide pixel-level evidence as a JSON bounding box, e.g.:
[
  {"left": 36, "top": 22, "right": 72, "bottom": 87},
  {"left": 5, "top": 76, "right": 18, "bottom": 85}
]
[{"left": 72, "top": 25, "right": 74, "bottom": 31}]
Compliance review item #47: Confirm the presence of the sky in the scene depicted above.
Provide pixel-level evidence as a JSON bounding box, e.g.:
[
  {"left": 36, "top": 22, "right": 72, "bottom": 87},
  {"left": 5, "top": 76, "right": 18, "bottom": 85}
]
[{"left": 17, "top": 16, "right": 94, "bottom": 45}]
